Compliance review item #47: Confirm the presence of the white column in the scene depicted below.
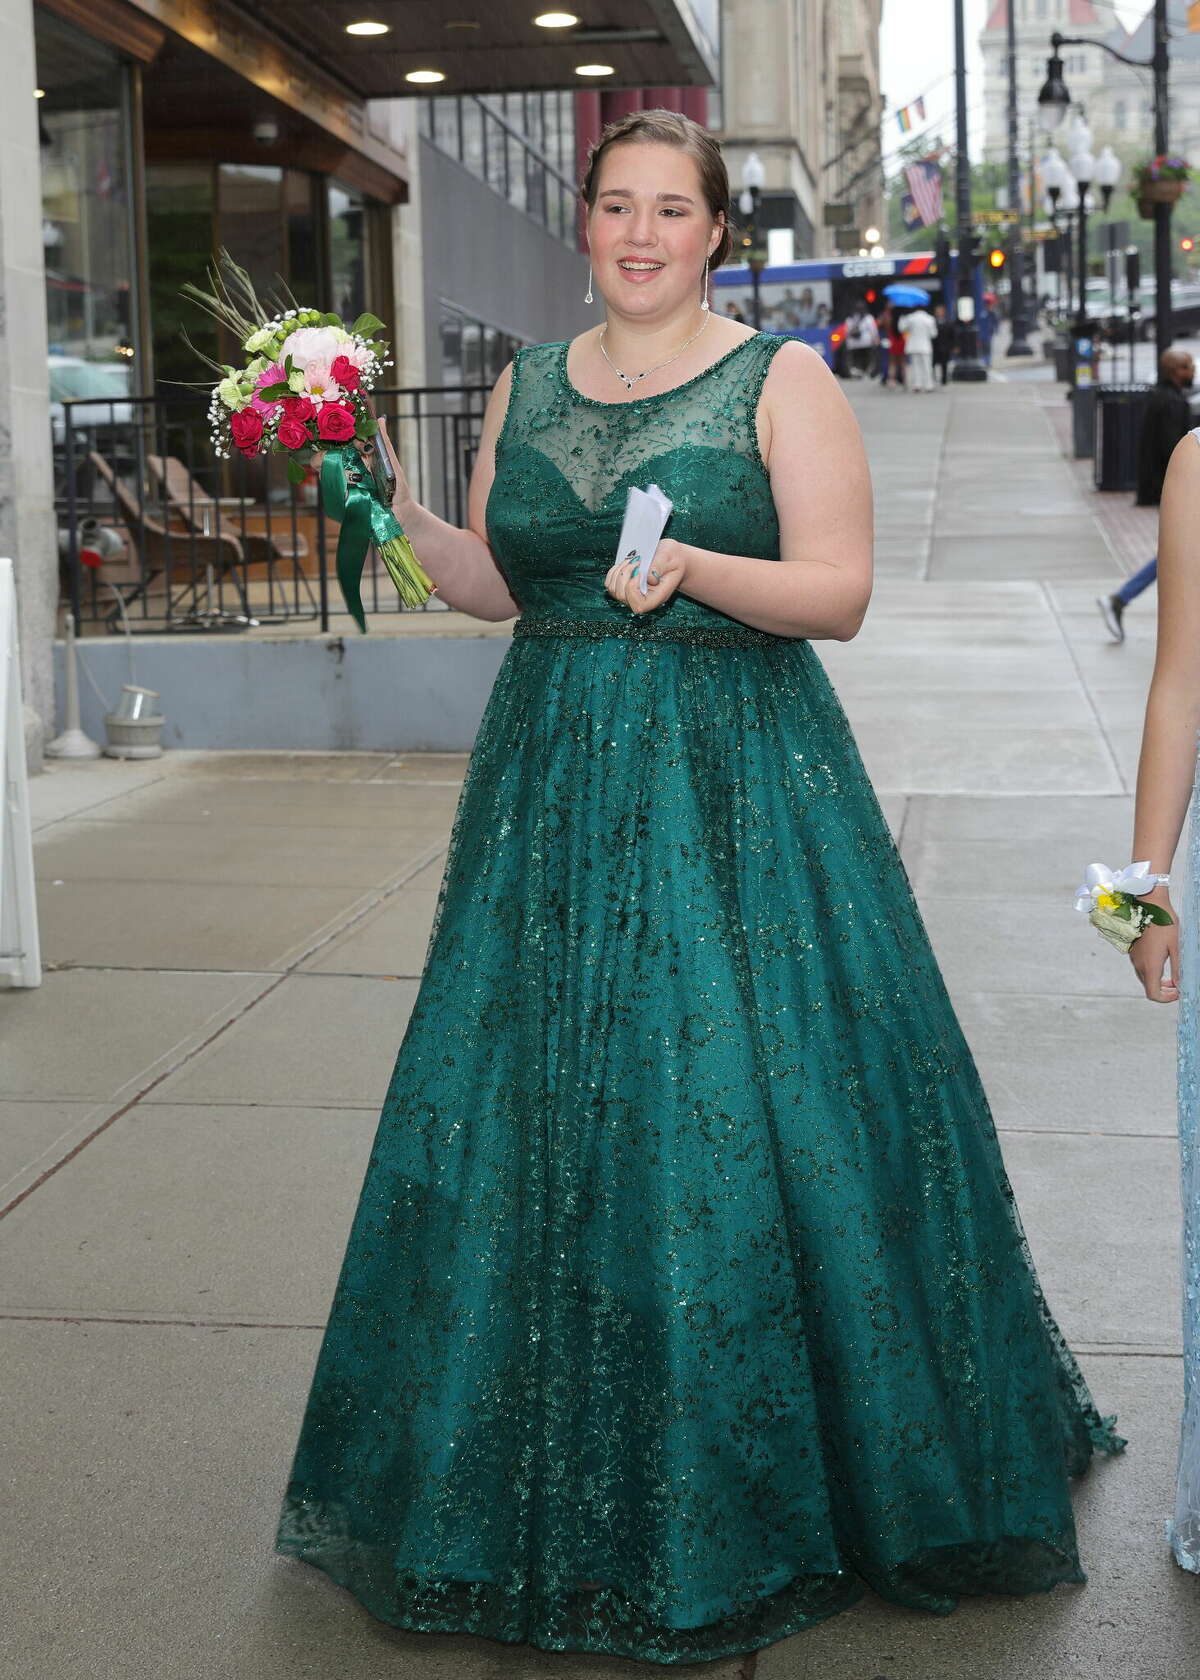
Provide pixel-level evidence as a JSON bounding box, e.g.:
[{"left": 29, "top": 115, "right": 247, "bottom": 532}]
[{"left": 0, "top": 3, "right": 55, "bottom": 767}]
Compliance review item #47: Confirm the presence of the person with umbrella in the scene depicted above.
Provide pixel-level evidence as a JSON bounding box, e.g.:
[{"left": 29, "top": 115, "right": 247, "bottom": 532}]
[{"left": 886, "top": 284, "right": 937, "bottom": 393}]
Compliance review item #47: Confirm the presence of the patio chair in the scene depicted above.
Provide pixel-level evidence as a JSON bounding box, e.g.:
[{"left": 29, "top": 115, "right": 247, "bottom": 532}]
[
  {"left": 145, "top": 454, "right": 319, "bottom": 621},
  {"left": 88, "top": 450, "right": 255, "bottom": 628}
]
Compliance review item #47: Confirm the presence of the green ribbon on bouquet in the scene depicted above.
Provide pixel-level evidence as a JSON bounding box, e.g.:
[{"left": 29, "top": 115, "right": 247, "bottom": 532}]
[{"left": 320, "top": 443, "right": 435, "bottom": 632}]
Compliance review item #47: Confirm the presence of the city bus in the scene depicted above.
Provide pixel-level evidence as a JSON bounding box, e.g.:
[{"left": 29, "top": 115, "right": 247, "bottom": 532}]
[{"left": 709, "top": 253, "right": 945, "bottom": 372}]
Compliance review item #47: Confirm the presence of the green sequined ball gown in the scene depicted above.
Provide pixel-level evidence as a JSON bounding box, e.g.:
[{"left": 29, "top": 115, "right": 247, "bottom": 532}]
[{"left": 275, "top": 333, "right": 1122, "bottom": 1664}]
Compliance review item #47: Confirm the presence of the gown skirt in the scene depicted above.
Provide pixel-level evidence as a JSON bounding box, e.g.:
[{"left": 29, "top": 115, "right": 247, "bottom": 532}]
[{"left": 275, "top": 334, "right": 1122, "bottom": 1664}]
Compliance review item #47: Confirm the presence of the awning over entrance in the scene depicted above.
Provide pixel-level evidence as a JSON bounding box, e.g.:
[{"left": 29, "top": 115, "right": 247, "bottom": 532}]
[{"left": 239, "top": 0, "right": 720, "bottom": 98}]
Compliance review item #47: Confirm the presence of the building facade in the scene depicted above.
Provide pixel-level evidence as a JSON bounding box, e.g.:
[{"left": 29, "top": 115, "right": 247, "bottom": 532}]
[
  {"left": 5, "top": 0, "right": 720, "bottom": 759},
  {"left": 713, "top": 0, "right": 884, "bottom": 263}
]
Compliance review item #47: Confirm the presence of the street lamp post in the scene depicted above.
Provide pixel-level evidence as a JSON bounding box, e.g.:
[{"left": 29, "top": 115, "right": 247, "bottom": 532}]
[
  {"left": 1005, "top": 0, "right": 1034, "bottom": 354},
  {"left": 1068, "top": 117, "right": 1095, "bottom": 330},
  {"left": 1038, "top": 2, "right": 1173, "bottom": 364},
  {"left": 951, "top": 0, "right": 987, "bottom": 381},
  {"left": 738, "top": 152, "right": 766, "bottom": 330}
]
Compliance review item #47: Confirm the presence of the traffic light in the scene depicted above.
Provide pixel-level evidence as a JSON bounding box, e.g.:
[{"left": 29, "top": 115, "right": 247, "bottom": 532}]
[
  {"left": 1182, "top": 235, "right": 1196, "bottom": 254},
  {"left": 987, "top": 247, "right": 1007, "bottom": 271}
]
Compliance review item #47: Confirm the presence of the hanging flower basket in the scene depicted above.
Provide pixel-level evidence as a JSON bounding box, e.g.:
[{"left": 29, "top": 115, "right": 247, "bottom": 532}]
[{"left": 1133, "top": 156, "right": 1190, "bottom": 217}]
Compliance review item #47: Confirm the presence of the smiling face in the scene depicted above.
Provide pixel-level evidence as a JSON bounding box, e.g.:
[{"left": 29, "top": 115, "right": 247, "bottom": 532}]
[{"left": 586, "top": 140, "right": 723, "bottom": 318}]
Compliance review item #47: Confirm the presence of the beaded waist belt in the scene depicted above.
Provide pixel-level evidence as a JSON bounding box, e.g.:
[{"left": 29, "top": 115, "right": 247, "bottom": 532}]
[{"left": 512, "top": 614, "right": 788, "bottom": 650}]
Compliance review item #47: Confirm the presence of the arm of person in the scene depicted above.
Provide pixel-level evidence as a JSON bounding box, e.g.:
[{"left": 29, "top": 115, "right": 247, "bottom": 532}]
[
  {"left": 1130, "top": 429, "right": 1200, "bottom": 1001},
  {"left": 386, "top": 362, "right": 522, "bottom": 622},
  {"left": 666, "top": 340, "right": 874, "bottom": 640}
]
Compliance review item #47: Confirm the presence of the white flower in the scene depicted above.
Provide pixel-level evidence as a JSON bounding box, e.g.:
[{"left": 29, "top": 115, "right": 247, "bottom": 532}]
[
  {"left": 243, "top": 326, "right": 277, "bottom": 354},
  {"left": 1073, "top": 860, "right": 1167, "bottom": 913},
  {"left": 280, "top": 325, "right": 345, "bottom": 369},
  {"left": 217, "top": 376, "right": 245, "bottom": 410}
]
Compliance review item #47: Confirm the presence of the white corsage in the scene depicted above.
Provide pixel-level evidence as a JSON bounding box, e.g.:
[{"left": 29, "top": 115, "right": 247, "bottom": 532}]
[{"left": 1074, "top": 861, "right": 1173, "bottom": 953}]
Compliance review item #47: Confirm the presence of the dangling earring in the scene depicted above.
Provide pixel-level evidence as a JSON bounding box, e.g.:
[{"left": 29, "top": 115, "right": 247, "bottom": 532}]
[
  {"left": 585, "top": 262, "right": 594, "bottom": 305},
  {"left": 700, "top": 261, "right": 710, "bottom": 312}
]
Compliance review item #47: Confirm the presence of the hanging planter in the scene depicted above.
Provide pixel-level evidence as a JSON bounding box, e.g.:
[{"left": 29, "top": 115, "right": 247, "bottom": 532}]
[{"left": 1133, "top": 155, "right": 1191, "bottom": 218}]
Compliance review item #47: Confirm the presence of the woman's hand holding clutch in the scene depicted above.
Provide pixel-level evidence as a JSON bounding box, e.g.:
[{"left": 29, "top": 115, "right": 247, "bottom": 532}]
[{"left": 604, "top": 537, "right": 687, "bottom": 613}]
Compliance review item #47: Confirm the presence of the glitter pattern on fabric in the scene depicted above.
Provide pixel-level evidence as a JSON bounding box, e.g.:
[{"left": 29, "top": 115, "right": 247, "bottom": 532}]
[{"left": 275, "top": 333, "right": 1123, "bottom": 1663}]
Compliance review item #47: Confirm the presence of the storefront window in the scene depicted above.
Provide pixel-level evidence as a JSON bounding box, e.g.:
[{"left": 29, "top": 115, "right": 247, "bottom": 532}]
[
  {"left": 36, "top": 7, "right": 138, "bottom": 378},
  {"left": 219, "top": 164, "right": 284, "bottom": 305},
  {"left": 146, "top": 164, "right": 215, "bottom": 392},
  {"left": 328, "top": 180, "right": 368, "bottom": 323}
]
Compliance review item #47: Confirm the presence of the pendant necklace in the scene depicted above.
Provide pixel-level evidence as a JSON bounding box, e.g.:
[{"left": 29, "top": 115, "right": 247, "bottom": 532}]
[{"left": 599, "top": 312, "right": 711, "bottom": 392}]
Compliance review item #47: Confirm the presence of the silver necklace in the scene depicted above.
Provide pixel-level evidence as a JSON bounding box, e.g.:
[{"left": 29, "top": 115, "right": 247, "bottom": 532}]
[{"left": 599, "top": 313, "right": 712, "bottom": 391}]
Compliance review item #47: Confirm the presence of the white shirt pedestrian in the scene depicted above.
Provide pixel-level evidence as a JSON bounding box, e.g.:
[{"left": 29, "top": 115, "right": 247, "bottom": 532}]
[{"left": 899, "top": 308, "right": 937, "bottom": 391}]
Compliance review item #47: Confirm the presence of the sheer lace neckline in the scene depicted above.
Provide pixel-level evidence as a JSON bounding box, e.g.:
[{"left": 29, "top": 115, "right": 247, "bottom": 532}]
[{"left": 557, "top": 332, "right": 761, "bottom": 409}]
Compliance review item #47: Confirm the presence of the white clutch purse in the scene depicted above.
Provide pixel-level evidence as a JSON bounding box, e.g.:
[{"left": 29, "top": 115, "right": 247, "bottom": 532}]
[{"left": 615, "top": 484, "right": 673, "bottom": 595}]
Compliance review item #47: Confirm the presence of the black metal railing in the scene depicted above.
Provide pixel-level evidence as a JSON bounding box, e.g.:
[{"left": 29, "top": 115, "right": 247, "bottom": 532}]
[{"left": 56, "top": 384, "right": 489, "bottom": 634}]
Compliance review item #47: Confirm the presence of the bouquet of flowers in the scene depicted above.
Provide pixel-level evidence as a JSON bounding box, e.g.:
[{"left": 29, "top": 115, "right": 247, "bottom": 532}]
[
  {"left": 1074, "top": 861, "right": 1172, "bottom": 953},
  {"left": 183, "top": 252, "right": 433, "bottom": 630}
]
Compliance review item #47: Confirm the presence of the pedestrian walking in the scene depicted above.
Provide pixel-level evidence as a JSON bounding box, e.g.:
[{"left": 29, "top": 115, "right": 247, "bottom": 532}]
[
  {"left": 1097, "top": 557, "right": 1159, "bottom": 643},
  {"left": 886, "top": 310, "right": 907, "bottom": 387},
  {"left": 933, "top": 302, "right": 953, "bottom": 384},
  {"left": 1120, "top": 418, "right": 1200, "bottom": 1574},
  {"left": 978, "top": 298, "right": 998, "bottom": 366},
  {"left": 1135, "top": 349, "right": 1195, "bottom": 506},
  {"left": 875, "top": 304, "right": 894, "bottom": 385},
  {"left": 844, "top": 304, "right": 878, "bottom": 378},
  {"left": 274, "top": 106, "right": 1122, "bottom": 1672},
  {"left": 899, "top": 304, "right": 937, "bottom": 391}
]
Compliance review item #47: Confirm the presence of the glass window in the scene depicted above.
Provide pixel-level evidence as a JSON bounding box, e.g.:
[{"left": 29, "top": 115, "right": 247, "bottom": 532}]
[
  {"left": 527, "top": 92, "right": 545, "bottom": 156},
  {"left": 146, "top": 163, "right": 216, "bottom": 391},
  {"left": 219, "top": 164, "right": 284, "bottom": 306},
  {"left": 503, "top": 92, "right": 524, "bottom": 132},
  {"left": 285, "top": 171, "right": 319, "bottom": 303},
  {"left": 485, "top": 110, "right": 508, "bottom": 197},
  {"left": 36, "top": 6, "right": 137, "bottom": 371},
  {"left": 433, "top": 97, "right": 461, "bottom": 158},
  {"left": 328, "top": 179, "right": 367, "bottom": 322},
  {"left": 526, "top": 151, "right": 547, "bottom": 226},
  {"left": 507, "top": 130, "right": 527, "bottom": 213},
  {"left": 461, "top": 318, "right": 482, "bottom": 386},
  {"left": 420, "top": 98, "right": 434, "bottom": 139},
  {"left": 440, "top": 306, "right": 464, "bottom": 385},
  {"left": 461, "top": 99, "right": 484, "bottom": 180}
]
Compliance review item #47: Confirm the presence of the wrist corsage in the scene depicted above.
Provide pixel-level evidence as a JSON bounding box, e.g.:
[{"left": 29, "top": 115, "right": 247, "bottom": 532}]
[{"left": 1074, "top": 861, "right": 1173, "bottom": 952}]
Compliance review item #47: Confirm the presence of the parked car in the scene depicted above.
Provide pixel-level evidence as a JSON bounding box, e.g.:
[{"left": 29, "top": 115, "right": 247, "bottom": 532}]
[{"left": 48, "top": 355, "right": 133, "bottom": 447}]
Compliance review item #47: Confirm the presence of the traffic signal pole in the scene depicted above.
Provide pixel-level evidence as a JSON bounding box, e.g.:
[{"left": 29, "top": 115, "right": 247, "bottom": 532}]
[{"left": 952, "top": 0, "right": 987, "bottom": 380}]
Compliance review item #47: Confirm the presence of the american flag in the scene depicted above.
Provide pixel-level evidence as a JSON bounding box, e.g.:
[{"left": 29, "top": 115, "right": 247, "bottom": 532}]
[{"left": 903, "top": 159, "right": 943, "bottom": 228}]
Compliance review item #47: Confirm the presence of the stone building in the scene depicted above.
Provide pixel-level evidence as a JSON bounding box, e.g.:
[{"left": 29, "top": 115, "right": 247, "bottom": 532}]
[{"left": 714, "top": 0, "right": 884, "bottom": 262}]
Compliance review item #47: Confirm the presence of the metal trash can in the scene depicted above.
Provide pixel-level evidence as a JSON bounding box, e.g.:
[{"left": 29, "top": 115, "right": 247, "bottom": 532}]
[
  {"left": 1094, "top": 383, "right": 1153, "bottom": 493},
  {"left": 1071, "top": 383, "right": 1097, "bottom": 460}
]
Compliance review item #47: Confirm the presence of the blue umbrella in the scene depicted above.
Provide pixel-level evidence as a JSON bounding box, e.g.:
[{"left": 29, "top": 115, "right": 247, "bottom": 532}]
[{"left": 883, "top": 283, "right": 931, "bottom": 307}]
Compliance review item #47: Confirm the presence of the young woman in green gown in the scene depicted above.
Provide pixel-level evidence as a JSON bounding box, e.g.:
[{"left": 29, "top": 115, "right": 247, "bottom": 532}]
[{"left": 275, "top": 109, "right": 1122, "bottom": 1672}]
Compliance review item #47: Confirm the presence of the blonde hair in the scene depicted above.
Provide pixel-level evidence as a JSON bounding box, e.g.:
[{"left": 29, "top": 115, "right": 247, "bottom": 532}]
[{"left": 578, "top": 108, "right": 735, "bottom": 272}]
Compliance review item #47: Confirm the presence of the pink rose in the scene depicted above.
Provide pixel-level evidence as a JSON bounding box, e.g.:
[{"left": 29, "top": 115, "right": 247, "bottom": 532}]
[
  {"left": 276, "top": 416, "right": 310, "bottom": 451},
  {"left": 282, "top": 395, "right": 316, "bottom": 423},
  {"left": 330, "top": 354, "right": 361, "bottom": 392},
  {"left": 316, "top": 401, "right": 357, "bottom": 442},
  {"left": 229, "top": 408, "right": 264, "bottom": 453}
]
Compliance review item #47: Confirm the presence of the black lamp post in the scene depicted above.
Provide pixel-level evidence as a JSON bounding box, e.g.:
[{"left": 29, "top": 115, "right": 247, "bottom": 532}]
[
  {"left": 951, "top": 0, "right": 987, "bottom": 380},
  {"left": 1005, "top": 0, "right": 1033, "bottom": 354},
  {"left": 738, "top": 153, "right": 766, "bottom": 331},
  {"left": 1038, "top": 4, "right": 1173, "bottom": 365}
]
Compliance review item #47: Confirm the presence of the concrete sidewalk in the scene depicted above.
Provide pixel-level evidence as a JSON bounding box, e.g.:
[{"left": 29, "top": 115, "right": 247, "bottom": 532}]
[{"left": 4, "top": 373, "right": 1197, "bottom": 1679}]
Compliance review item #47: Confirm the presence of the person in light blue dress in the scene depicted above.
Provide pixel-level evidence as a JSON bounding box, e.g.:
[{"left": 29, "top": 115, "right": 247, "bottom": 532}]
[{"left": 1126, "top": 422, "right": 1200, "bottom": 1570}]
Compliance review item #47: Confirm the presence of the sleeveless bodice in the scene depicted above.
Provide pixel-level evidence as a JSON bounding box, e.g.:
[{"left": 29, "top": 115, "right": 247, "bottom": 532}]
[{"left": 484, "top": 333, "right": 787, "bottom": 632}]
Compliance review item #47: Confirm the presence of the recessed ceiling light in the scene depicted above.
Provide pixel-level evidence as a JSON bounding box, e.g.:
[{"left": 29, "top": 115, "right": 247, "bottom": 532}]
[
  {"left": 534, "top": 10, "right": 580, "bottom": 25},
  {"left": 345, "top": 20, "right": 390, "bottom": 35},
  {"left": 575, "top": 63, "right": 615, "bottom": 76},
  {"left": 34, "top": 87, "right": 45, "bottom": 98},
  {"left": 405, "top": 69, "right": 446, "bottom": 84}
]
